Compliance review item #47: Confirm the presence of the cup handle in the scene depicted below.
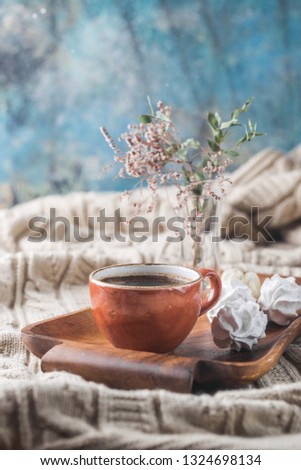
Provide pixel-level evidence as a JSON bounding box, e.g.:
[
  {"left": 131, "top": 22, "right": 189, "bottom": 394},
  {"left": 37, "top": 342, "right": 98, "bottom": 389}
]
[{"left": 198, "top": 268, "right": 222, "bottom": 316}]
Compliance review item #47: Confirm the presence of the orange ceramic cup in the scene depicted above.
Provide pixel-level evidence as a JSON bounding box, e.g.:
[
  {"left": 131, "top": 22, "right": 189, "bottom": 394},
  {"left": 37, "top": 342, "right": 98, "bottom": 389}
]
[{"left": 89, "top": 263, "right": 221, "bottom": 353}]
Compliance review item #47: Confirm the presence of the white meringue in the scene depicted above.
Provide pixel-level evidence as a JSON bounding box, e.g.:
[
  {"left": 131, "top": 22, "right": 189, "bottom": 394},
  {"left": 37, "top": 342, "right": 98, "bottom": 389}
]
[
  {"left": 243, "top": 272, "right": 262, "bottom": 300},
  {"left": 259, "top": 274, "right": 301, "bottom": 326},
  {"left": 221, "top": 268, "right": 245, "bottom": 283},
  {"left": 207, "top": 279, "right": 267, "bottom": 351},
  {"left": 211, "top": 300, "right": 268, "bottom": 351},
  {"left": 221, "top": 268, "right": 261, "bottom": 299},
  {"left": 207, "top": 279, "right": 255, "bottom": 323}
]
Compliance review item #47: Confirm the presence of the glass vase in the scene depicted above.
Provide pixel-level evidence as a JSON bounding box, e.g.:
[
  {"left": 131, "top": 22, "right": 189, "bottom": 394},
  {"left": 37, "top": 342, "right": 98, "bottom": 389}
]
[{"left": 179, "top": 194, "right": 220, "bottom": 273}]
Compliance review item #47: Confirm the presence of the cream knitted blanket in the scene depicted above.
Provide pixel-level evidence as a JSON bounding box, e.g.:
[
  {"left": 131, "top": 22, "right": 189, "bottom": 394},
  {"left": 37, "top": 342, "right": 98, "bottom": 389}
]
[{"left": 1, "top": 150, "right": 301, "bottom": 450}]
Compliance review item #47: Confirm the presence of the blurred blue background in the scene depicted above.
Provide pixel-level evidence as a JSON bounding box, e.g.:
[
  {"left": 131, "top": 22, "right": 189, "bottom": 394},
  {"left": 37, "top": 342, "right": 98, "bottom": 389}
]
[{"left": 0, "top": 0, "right": 300, "bottom": 206}]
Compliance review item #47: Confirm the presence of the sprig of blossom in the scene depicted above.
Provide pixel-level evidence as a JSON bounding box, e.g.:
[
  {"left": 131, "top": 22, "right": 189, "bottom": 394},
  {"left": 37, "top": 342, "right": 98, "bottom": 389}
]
[{"left": 100, "top": 98, "right": 264, "bottom": 211}]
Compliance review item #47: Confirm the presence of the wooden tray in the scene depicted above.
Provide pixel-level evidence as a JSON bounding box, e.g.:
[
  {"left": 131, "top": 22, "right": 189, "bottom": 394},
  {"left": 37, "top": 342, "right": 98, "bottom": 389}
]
[{"left": 22, "top": 305, "right": 301, "bottom": 394}]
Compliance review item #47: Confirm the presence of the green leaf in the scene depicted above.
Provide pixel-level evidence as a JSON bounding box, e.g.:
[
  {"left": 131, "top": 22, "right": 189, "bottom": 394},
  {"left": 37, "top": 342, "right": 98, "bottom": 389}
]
[
  {"left": 166, "top": 143, "right": 181, "bottom": 156},
  {"left": 241, "top": 97, "right": 254, "bottom": 113},
  {"left": 202, "top": 156, "right": 209, "bottom": 168},
  {"left": 220, "top": 119, "right": 240, "bottom": 130},
  {"left": 214, "top": 112, "right": 221, "bottom": 126},
  {"left": 208, "top": 112, "right": 219, "bottom": 130},
  {"left": 182, "top": 166, "right": 191, "bottom": 182},
  {"left": 207, "top": 139, "right": 220, "bottom": 151},
  {"left": 248, "top": 119, "right": 255, "bottom": 132},
  {"left": 181, "top": 138, "right": 200, "bottom": 149},
  {"left": 147, "top": 96, "right": 154, "bottom": 116},
  {"left": 139, "top": 114, "right": 153, "bottom": 124},
  {"left": 243, "top": 131, "right": 258, "bottom": 142},
  {"left": 176, "top": 147, "right": 188, "bottom": 160},
  {"left": 231, "top": 108, "right": 242, "bottom": 120},
  {"left": 236, "top": 135, "right": 248, "bottom": 146},
  {"left": 195, "top": 170, "right": 205, "bottom": 181},
  {"left": 231, "top": 97, "right": 254, "bottom": 119},
  {"left": 214, "top": 129, "right": 225, "bottom": 144},
  {"left": 225, "top": 150, "right": 240, "bottom": 157}
]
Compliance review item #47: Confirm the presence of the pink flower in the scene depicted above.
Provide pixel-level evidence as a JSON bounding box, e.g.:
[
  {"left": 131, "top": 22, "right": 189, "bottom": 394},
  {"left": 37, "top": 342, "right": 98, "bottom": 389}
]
[{"left": 100, "top": 99, "right": 250, "bottom": 210}]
